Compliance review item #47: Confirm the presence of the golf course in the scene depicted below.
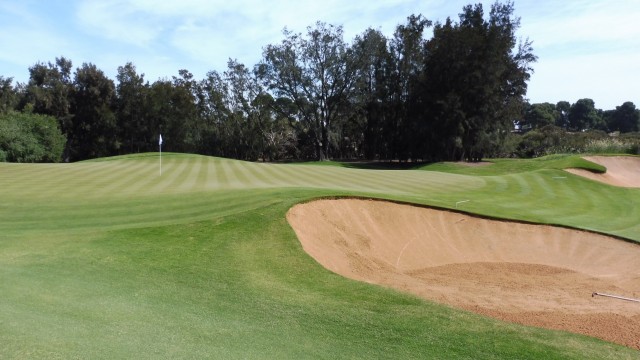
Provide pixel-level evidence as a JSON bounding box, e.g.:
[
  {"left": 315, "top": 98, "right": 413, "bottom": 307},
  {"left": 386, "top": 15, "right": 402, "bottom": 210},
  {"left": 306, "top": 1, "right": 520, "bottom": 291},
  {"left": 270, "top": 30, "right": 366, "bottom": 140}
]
[{"left": 1, "top": 153, "right": 639, "bottom": 358}]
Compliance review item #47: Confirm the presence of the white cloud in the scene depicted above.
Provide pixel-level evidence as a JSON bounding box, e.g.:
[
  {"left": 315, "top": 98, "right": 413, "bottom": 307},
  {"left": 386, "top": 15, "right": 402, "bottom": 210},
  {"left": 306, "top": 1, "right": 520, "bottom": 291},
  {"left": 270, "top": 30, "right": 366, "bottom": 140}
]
[
  {"left": 518, "top": 0, "right": 640, "bottom": 108},
  {"left": 2, "top": 0, "right": 638, "bottom": 109},
  {"left": 520, "top": 0, "right": 640, "bottom": 51},
  {"left": 0, "top": 2, "right": 79, "bottom": 79},
  {"left": 75, "top": 0, "right": 165, "bottom": 47}
]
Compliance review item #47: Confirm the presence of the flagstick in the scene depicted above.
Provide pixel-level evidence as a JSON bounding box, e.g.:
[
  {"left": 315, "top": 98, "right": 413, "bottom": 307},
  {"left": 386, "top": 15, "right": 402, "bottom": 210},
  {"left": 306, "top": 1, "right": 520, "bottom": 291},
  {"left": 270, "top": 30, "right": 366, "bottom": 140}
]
[{"left": 159, "top": 134, "right": 163, "bottom": 176}]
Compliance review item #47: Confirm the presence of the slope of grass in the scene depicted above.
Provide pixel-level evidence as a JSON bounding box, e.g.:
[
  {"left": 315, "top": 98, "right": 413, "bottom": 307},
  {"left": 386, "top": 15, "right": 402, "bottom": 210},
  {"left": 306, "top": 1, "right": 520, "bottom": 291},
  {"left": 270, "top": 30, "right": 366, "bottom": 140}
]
[
  {"left": 416, "top": 154, "right": 607, "bottom": 175},
  {"left": 1, "top": 153, "right": 639, "bottom": 359},
  {"left": 300, "top": 154, "right": 608, "bottom": 174}
]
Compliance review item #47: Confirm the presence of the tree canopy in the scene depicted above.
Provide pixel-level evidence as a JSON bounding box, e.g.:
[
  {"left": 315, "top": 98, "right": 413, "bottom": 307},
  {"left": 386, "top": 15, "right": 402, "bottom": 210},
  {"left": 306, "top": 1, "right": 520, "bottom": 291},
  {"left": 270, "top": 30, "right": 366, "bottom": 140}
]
[
  {"left": 0, "top": 111, "right": 66, "bottom": 162},
  {"left": 0, "top": 1, "right": 637, "bottom": 163}
]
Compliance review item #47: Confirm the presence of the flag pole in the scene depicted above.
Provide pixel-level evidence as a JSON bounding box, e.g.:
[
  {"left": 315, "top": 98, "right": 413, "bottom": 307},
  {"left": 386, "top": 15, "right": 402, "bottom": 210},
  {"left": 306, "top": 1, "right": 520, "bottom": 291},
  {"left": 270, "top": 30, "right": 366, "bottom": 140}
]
[{"left": 159, "top": 134, "right": 163, "bottom": 176}]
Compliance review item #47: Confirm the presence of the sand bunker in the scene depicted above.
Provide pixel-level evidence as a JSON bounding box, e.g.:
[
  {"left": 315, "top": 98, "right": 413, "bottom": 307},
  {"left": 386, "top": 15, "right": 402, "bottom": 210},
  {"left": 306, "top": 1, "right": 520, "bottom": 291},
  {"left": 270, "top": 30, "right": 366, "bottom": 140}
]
[
  {"left": 566, "top": 156, "right": 640, "bottom": 188},
  {"left": 287, "top": 199, "right": 640, "bottom": 348}
]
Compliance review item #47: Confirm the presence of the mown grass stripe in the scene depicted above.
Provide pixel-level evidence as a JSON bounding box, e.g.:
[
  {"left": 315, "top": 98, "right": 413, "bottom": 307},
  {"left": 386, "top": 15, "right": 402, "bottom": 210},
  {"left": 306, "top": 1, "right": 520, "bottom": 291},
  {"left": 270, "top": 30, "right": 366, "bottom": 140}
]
[
  {"left": 297, "top": 165, "right": 361, "bottom": 190},
  {"left": 530, "top": 171, "right": 559, "bottom": 199},
  {"left": 176, "top": 156, "right": 204, "bottom": 191},
  {"left": 231, "top": 161, "right": 263, "bottom": 188},
  {"left": 113, "top": 158, "right": 168, "bottom": 197},
  {"left": 163, "top": 156, "right": 196, "bottom": 192},
  {"left": 252, "top": 163, "right": 296, "bottom": 188},
  {"left": 511, "top": 173, "right": 533, "bottom": 196},
  {"left": 384, "top": 170, "right": 476, "bottom": 193},
  {"left": 195, "top": 156, "right": 210, "bottom": 192},
  {"left": 264, "top": 164, "right": 316, "bottom": 188},
  {"left": 212, "top": 158, "right": 230, "bottom": 189},
  {"left": 219, "top": 158, "right": 244, "bottom": 188},
  {"left": 148, "top": 156, "right": 191, "bottom": 193},
  {"left": 242, "top": 162, "right": 282, "bottom": 188},
  {"left": 85, "top": 158, "right": 156, "bottom": 198}
]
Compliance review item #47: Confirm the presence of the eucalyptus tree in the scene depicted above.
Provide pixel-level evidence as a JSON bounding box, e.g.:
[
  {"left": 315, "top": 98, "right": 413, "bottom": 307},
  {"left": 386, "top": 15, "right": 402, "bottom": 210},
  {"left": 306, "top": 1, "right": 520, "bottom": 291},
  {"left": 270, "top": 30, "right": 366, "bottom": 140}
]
[
  {"left": 222, "top": 59, "right": 271, "bottom": 160},
  {"left": 70, "top": 62, "right": 117, "bottom": 160},
  {"left": 23, "top": 57, "right": 74, "bottom": 154},
  {"left": 198, "top": 60, "right": 274, "bottom": 160},
  {"left": 522, "top": 102, "right": 558, "bottom": 130},
  {"left": 555, "top": 101, "right": 571, "bottom": 128},
  {"left": 568, "top": 98, "right": 603, "bottom": 131},
  {"left": 171, "top": 69, "right": 201, "bottom": 153},
  {"left": 116, "top": 62, "right": 150, "bottom": 154},
  {"left": 419, "top": 1, "right": 536, "bottom": 161},
  {"left": 145, "top": 70, "right": 199, "bottom": 154},
  {"left": 607, "top": 101, "right": 639, "bottom": 133},
  {"left": 257, "top": 21, "right": 358, "bottom": 160},
  {"left": 0, "top": 76, "right": 19, "bottom": 113},
  {"left": 389, "top": 15, "right": 431, "bottom": 160},
  {"left": 352, "top": 28, "right": 393, "bottom": 159},
  {"left": 198, "top": 70, "right": 229, "bottom": 156},
  {"left": 24, "top": 57, "right": 73, "bottom": 117}
]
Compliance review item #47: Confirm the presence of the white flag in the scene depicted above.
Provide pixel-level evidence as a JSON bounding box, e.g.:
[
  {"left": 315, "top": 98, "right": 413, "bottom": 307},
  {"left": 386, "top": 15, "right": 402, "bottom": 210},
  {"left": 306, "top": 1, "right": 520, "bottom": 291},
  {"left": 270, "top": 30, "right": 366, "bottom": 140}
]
[{"left": 159, "top": 134, "right": 163, "bottom": 146}]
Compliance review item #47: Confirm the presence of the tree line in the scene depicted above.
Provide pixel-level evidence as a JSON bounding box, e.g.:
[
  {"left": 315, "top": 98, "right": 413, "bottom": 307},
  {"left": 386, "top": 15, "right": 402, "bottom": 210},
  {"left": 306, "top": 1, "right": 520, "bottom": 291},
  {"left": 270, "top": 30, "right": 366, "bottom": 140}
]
[{"left": 1, "top": 1, "right": 638, "bottom": 163}]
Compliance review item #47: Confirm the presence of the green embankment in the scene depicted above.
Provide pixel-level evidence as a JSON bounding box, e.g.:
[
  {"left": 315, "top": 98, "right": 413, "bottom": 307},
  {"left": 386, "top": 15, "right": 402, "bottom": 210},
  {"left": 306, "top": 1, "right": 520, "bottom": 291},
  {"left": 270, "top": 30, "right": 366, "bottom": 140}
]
[{"left": 1, "top": 153, "right": 638, "bottom": 359}]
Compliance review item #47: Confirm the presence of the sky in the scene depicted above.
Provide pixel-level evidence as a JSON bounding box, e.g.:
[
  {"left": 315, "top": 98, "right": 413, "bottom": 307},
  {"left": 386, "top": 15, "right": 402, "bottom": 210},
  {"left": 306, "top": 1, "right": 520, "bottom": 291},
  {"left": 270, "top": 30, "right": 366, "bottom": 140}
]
[{"left": 1, "top": 0, "right": 638, "bottom": 110}]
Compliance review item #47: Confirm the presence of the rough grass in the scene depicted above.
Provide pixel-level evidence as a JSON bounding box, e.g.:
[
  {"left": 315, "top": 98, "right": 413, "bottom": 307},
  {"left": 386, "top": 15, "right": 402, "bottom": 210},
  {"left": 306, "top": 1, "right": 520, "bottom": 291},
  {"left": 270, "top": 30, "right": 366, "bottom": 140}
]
[{"left": 1, "top": 153, "right": 639, "bottom": 359}]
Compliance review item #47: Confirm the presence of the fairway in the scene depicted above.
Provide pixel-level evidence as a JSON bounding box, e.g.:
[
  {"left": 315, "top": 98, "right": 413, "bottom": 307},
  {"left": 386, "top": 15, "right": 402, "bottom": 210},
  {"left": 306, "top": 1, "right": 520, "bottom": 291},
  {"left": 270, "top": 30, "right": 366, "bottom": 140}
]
[{"left": 1, "top": 153, "right": 639, "bottom": 359}]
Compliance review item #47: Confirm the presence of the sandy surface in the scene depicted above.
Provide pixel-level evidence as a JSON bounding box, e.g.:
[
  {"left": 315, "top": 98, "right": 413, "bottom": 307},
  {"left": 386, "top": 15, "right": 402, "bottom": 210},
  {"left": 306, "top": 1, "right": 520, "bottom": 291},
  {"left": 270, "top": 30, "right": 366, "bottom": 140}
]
[
  {"left": 287, "top": 199, "right": 640, "bottom": 348},
  {"left": 566, "top": 156, "right": 640, "bottom": 188}
]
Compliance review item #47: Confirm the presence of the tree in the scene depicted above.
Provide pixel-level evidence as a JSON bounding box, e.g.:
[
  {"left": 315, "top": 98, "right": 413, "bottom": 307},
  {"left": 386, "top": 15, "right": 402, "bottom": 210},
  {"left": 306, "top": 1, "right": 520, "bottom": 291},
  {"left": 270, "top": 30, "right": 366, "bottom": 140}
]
[
  {"left": 24, "top": 57, "right": 73, "bottom": 120},
  {"left": 522, "top": 102, "right": 557, "bottom": 130},
  {"left": 0, "top": 76, "right": 19, "bottom": 113},
  {"left": 606, "top": 101, "right": 639, "bottom": 133},
  {"left": 116, "top": 62, "right": 150, "bottom": 153},
  {"left": 69, "top": 63, "right": 117, "bottom": 160},
  {"left": 352, "top": 28, "right": 392, "bottom": 159},
  {"left": 171, "top": 69, "right": 200, "bottom": 152},
  {"left": 257, "top": 22, "right": 358, "bottom": 160},
  {"left": 146, "top": 71, "right": 198, "bottom": 153},
  {"left": 222, "top": 59, "right": 269, "bottom": 160},
  {"left": 568, "top": 98, "right": 603, "bottom": 131},
  {"left": 555, "top": 100, "right": 570, "bottom": 128},
  {"left": 197, "top": 60, "right": 280, "bottom": 160},
  {"left": 23, "top": 57, "right": 74, "bottom": 158},
  {"left": 0, "top": 111, "right": 66, "bottom": 162},
  {"left": 389, "top": 15, "right": 431, "bottom": 160},
  {"left": 198, "top": 70, "right": 230, "bottom": 156},
  {"left": 418, "top": 1, "right": 536, "bottom": 161}
]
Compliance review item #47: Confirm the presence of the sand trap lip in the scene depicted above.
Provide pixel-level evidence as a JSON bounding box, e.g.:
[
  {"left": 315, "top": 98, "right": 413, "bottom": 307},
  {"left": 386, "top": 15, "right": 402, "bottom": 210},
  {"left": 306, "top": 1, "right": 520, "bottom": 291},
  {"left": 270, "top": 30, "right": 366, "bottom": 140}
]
[
  {"left": 566, "top": 156, "right": 640, "bottom": 188},
  {"left": 287, "top": 199, "right": 640, "bottom": 348}
]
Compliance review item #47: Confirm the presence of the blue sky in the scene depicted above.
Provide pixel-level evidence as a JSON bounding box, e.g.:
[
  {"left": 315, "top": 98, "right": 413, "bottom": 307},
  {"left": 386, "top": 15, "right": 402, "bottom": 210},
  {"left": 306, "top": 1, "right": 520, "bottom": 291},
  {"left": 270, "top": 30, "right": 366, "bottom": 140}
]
[{"left": 1, "top": 0, "right": 638, "bottom": 110}]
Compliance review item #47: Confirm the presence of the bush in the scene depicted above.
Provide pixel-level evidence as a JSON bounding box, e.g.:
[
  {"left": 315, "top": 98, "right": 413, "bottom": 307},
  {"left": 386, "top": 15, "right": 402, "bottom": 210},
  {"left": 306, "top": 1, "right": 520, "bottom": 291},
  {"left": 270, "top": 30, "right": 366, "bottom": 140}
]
[
  {"left": 508, "top": 127, "right": 640, "bottom": 158},
  {"left": 0, "top": 111, "right": 66, "bottom": 162}
]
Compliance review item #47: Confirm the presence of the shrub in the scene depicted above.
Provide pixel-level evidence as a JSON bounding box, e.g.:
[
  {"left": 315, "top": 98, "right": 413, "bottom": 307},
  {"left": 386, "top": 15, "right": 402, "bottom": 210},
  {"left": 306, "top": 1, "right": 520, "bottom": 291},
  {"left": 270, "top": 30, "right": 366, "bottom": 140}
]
[{"left": 0, "top": 111, "right": 66, "bottom": 162}]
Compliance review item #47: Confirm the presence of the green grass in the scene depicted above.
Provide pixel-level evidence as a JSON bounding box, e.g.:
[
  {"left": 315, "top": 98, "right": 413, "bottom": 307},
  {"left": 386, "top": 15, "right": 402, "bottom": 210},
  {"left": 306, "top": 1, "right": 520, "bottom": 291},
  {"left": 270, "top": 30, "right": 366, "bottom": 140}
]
[
  {"left": 416, "top": 154, "right": 607, "bottom": 175},
  {"left": 1, "top": 153, "right": 639, "bottom": 359},
  {"left": 300, "top": 154, "right": 608, "bottom": 174}
]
